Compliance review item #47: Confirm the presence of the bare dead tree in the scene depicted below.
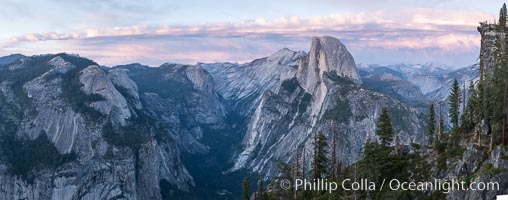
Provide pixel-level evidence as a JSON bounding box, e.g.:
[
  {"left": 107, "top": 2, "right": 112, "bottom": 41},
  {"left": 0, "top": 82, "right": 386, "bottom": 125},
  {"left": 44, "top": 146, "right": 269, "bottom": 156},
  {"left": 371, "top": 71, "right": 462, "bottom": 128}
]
[{"left": 330, "top": 121, "right": 337, "bottom": 179}]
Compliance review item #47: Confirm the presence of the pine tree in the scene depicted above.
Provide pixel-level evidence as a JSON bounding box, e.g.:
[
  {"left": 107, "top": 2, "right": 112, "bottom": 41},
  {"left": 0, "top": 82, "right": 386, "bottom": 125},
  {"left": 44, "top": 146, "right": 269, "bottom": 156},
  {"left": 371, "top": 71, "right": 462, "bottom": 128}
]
[
  {"left": 312, "top": 132, "right": 328, "bottom": 179},
  {"left": 302, "top": 147, "right": 306, "bottom": 179},
  {"left": 256, "top": 172, "right": 268, "bottom": 200},
  {"left": 448, "top": 79, "right": 462, "bottom": 151},
  {"left": 499, "top": 3, "right": 507, "bottom": 31},
  {"left": 330, "top": 123, "right": 338, "bottom": 179},
  {"left": 359, "top": 138, "right": 379, "bottom": 182},
  {"left": 435, "top": 107, "right": 445, "bottom": 152},
  {"left": 376, "top": 107, "right": 393, "bottom": 146},
  {"left": 461, "top": 80, "right": 478, "bottom": 131},
  {"left": 428, "top": 103, "right": 436, "bottom": 145},
  {"left": 504, "top": 63, "right": 508, "bottom": 146},
  {"left": 504, "top": 11, "right": 508, "bottom": 145},
  {"left": 439, "top": 116, "right": 445, "bottom": 137},
  {"left": 242, "top": 177, "right": 251, "bottom": 200},
  {"left": 504, "top": 3, "right": 508, "bottom": 146},
  {"left": 437, "top": 100, "right": 445, "bottom": 138},
  {"left": 335, "top": 160, "right": 343, "bottom": 180},
  {"left": 293, "top": 149, "right": 300, "bottom": 180},
  {"left": 312, "top": 132, "right": 317, "bottom": 180},
  {"left": 486, "top": 22, "right": 508, "bottom": 149},
  {"left": 275, "top": 162, "right": 293, "bottom": 200},
  {"left": 494, "top": 56, "right": 507, "bottom": 119},
  {"left": 449, "top": 79, "right": 462, "bottom": 129},
  {"left": 477, "top": 79, "right": 485, "bottom": 147}
]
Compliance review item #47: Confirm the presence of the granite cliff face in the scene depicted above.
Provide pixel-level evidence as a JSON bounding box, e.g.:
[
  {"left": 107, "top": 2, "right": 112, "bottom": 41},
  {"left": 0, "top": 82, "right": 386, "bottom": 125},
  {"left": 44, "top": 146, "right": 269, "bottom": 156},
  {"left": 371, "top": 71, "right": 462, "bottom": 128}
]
[
  {"left": 79, "top": 65, "right": 132, "bottom": 126},
  {"left": 201, "top": 48, "right": 305, "bottom": 115},
  {"left": 297, "top": 36, "right": 362, "bottom": 90},
  {"left": 478, "top": 22, "right": 504, "bottom": 79},
  {"left": 115, "top": 63, "right": 229, "bottom": 155},
  {"left": 226, "top": 36, "right": 426, "bottom": 177},
  {"left": 0, "top": 54, "right": 193, "bottom": 199}
]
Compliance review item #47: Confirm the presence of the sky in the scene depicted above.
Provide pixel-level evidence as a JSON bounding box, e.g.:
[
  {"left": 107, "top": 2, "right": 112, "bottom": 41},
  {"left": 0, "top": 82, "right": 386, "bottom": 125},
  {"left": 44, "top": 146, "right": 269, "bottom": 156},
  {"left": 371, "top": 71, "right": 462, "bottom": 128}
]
[{"left": 0, "top": 0, "right": 505, "bottom": 67}]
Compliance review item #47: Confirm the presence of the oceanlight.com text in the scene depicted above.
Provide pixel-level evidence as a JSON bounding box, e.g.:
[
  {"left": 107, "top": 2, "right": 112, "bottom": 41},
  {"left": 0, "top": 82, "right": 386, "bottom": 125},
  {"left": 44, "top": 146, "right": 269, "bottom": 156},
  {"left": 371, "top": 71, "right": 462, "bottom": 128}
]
[{"left": 279, "top": 178, "right": 499, "bottom": 194}]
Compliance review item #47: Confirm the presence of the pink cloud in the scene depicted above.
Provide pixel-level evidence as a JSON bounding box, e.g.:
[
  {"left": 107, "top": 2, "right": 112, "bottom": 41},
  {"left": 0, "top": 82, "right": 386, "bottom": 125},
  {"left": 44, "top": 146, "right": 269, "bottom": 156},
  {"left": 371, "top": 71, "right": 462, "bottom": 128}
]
[
  {"left": 9, "top": 9, "right": 492, "bottom": 41},
  {"left": 1, "top": 8, "right": 494, "bottom": 66}
]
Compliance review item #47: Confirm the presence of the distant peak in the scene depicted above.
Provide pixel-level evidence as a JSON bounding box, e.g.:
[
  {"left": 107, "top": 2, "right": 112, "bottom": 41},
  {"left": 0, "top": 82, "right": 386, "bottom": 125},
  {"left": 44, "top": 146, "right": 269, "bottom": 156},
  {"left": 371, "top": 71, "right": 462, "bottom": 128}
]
[
  {"left": 278, "top": 47, "right": 292, "bottom": 52},
  {"left": 268, "top": 48, "right": 296, "bottom": 57},
  {"left": 266, "top": 47, "right": 305, "bottom": 64},
  {"left": 5, "top": 53, "right": 25, "bottom": 57},
  {"left": 159, "top": 62, "right": 188, "bottom": 69},
  {"left": 112, "top": 63, "right": 150, "bottom": 70},
  {"left": 0, "top": 53, "right": 26, "bottom": 65}
]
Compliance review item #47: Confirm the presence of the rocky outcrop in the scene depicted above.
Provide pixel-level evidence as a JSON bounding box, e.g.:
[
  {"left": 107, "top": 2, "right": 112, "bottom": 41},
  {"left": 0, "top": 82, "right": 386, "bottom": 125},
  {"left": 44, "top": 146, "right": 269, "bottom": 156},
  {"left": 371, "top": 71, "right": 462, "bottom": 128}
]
[
  {"left": 297, "top": 36, "right": 362, "bottom": 92},
  {"left": 108, "top": 68, "right": 142, "bottom": 110},
  {"left": 446, "top": 145, "right": 508, "bottom": 200},
  {"left": 454, "top": 144, "right": 485, "bottom": 177},
  {"left": 79, "top": 65, "right": 131, "bottom": 125},
  {"left": 22, "top": 56, "right": 83, "bottom": 154},
  {"left": 184, "top": 65, "right": 214, "bottom": 95},
  {"left": 491, "top": 146, "right": 508, "bottom": 169},
  {"left": 478, "top": 22, "right": 504, "bottom": 79}
]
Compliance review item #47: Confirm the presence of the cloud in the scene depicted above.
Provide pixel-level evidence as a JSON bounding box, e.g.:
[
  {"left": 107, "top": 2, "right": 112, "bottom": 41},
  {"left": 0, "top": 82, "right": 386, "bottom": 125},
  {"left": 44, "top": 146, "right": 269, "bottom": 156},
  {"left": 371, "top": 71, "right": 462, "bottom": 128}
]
[{"left": 1, "top": 8, "right": 494, "bottom": 66}]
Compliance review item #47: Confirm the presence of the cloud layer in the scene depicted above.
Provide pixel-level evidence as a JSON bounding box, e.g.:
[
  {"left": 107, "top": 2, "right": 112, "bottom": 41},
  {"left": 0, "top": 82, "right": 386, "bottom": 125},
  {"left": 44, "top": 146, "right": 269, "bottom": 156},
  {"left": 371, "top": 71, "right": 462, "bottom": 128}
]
[{"left": 0, "top": 8, "right": 494, "bottom": 67}]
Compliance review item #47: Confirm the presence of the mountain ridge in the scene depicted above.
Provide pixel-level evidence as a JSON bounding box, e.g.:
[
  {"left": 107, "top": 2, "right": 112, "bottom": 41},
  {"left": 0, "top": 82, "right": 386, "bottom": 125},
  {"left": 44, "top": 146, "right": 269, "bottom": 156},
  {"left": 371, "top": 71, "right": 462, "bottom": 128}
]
[{"left": 0, "top": 35, "right": 480, "bottom": 199}]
